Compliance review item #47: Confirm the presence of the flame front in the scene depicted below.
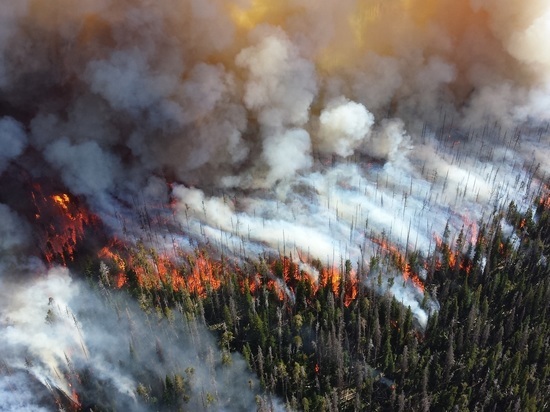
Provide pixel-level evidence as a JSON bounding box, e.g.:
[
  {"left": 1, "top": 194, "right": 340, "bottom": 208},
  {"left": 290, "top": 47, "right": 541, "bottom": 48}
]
[{"left": 99, "top": 241, "right": 362, "bottom": 308}]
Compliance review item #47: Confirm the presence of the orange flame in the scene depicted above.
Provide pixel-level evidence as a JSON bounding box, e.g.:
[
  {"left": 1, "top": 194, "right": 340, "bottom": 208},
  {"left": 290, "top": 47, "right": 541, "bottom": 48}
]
[
  {"left": 372, "top": 237, "right": 425, "bottom": 294},
  {"left": 538, "top": 185, "right": 550, "bottom": 209},
  {"left": 540, "top": 196, "right": 550, "bottom": 209},
  {"left": 433, "top": 234, "right": 471, "bottom": 276},
  {"left": 186, "top": 254, "right": 223, "bottom": 297},
  {"left": 108, "top": 235, "right": 367, "bottom": 309},
  {"left": 99, "top": 239, "right": 183, "bottom": 291},
  {"left": 116, "top": 272, "right": 127, "bottom": 288},
  {"left": 344, "top": 269, "right": 358, "bottom": 307},
  {"left": 98, "top": 239, "right": 127, "bottom": 272},
  {"left": 52, "top": 194, "right": 70, "bottom": 212},
  {"left": 246, "top": 273, "right": 262, "bottom": 294},
  {"left": 320, "top": 266, "right": 340, "bottom": 296},
  {"left": 102, "top": 243, "right": 363, "bottom": 307},
  {"left": 32, "top": 185, "right": 96, "bottom": 265},
  {"left": 314, "top": 264, "right": 358, "bottom": 306},
  {"left": 71, "top": 389, "right": 80, "bottom": 408},
  {"left": 460, "top": 215, "right": 478, "bottom": 245},
  {"left": 267, "top": 279, "right": 286, "bottom": 301}
]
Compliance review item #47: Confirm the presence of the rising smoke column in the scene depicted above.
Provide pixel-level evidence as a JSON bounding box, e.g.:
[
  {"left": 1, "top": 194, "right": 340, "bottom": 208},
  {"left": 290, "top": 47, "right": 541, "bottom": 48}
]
[
  {"left": 1, "top": 0, "right": 550, "bottom": 407},
  {"left": 1, "top": 0, "right": 547, "bottom": 200}
]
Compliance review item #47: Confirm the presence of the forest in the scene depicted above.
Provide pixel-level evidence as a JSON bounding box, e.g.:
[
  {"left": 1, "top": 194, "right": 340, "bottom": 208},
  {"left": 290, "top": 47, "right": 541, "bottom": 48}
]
[{"left": 69, "top": 194, "right": 550, "bottom": 411}]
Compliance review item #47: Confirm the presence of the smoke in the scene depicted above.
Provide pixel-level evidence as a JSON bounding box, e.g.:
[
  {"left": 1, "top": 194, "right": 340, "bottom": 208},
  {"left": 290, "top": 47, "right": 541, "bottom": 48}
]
[
  {"left": 0, "top": 267, "right": 272, "bottom": 411},
  {"left": 43, "top": 138, "right": 123, "bottom": 198},
  {"left": 0, "top": 204, "right": 30, "bottom": 255},
  {"left": 1, "top": 0, "right": 550, "bottom": 405},
  {"left": 236, "top": 27, "right": 317, "bottom": 129},
  {"left": 0, "top": 117, "right": 27, "bottom": 175},
  {"left": 0, "top": 372, "right": 54, "bottom": 412},
  {"left": 317, "top": 98, "right": 375, "bottom": 157}
]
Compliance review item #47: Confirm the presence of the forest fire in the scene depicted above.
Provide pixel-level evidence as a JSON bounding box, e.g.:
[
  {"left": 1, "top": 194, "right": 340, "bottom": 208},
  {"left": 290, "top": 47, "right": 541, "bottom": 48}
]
[
  {"left": 371, "top": 237, "right": 425, "bottom": 294},
  {"left": 31, "top": 185, "right": 97, "bottom": 266},
  {"left": 26, "top": 178, "right": 404, "bottom": 313},
  {"left": 344, "top": 269, "right": 359, "bottom": 306},
  {"left": 537, "top": 185, "right": 550, "bottom": 210},
  {"left": 52, "top": 194, "right": 70, "bottom": 212},
  {"left": 96, "top": 235, "right": 363, "bottom": 307},
  {"left": 276, "top": 255, "right": 360, "bottom": 306},
  {"left": 266, "top": 279, "right": 286, "bottom": 301},
  {"left": 244, "top": 272, "right": 262, "bottom": 295},
  {"left": 320, "top": 266, "right": 341, "bottom": 296},
  {"left": 71, "top": 390, "right": 80, "bottom": 408},
  {"left": 97, "top": 239, "right": 129, "bottom": 288},
  {"left": 401, "top": 262, "right": 425, "bottom": 294},
  {"left": 433, "top": 234, "right": 473, "bottom": 275},
  {"left": 460, "top": 215, "right": 479, "bottom": 246},
  {"left": 186, "top": 254, "right": 223, "bottom": 297},
  {"left": 3, "top": 0, "right": 550, "bottom": 409}
]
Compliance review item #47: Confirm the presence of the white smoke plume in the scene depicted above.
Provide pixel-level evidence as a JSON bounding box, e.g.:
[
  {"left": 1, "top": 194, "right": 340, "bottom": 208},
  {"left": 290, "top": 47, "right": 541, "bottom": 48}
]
[
  {"left": 317, "top": 98, "right": 375, "bottom": 157},
  {"left": 1, "top": 0, "right": 550, "bottom": 406},
  {"left": 0, "top": 267, "right": 272, "bottom": 411},
  {"left": 0, "top": 371, "right": 54, "bottom": 412}
]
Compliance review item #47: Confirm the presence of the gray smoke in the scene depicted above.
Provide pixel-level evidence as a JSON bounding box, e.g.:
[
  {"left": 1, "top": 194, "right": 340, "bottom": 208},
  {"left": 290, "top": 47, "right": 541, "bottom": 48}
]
[{"left": 0, "top": 266, "right": 275, "bottom": 411}]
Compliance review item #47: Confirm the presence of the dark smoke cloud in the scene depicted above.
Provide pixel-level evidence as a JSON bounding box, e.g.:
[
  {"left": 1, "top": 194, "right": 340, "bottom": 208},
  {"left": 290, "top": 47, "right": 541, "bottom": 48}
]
[{"left": 0, "top": 117, "right": 27, "bottom": 175}]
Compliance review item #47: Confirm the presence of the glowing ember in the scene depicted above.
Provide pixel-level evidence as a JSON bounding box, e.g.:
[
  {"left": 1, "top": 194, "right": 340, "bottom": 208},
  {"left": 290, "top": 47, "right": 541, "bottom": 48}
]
[
  {"left": 540, "top": 196, "right": 550, "bottom": 209},
  {"left": 538, "top": 185, "right": 550, "bottom": 210}
]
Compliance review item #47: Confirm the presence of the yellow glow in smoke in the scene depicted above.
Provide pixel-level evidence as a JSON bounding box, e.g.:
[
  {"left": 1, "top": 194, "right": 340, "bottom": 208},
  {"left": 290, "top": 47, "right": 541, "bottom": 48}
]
[
  {"left": 316, "top": 49, "right": 351, "bottom": 74},
  {"left": 317, "top": 0, "right": 442, "bottom": 73},
  {"left": 349, "top": 1, "right": 381, "bottom": 49},
  {"left": 229, "top": 0, "right": 289, "bottom": 31},
  {"left": 402, "top": 0, "right": 439, "bottom": 26},
  {"left": 317, "top": 1, "right": 389, "bottom": 73}
]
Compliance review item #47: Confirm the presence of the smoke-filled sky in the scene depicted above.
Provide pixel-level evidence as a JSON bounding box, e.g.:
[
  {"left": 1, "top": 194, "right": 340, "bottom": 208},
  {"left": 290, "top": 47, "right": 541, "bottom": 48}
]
[{"left": 1, "top": 0, "right": 550, "bottom": 409}]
